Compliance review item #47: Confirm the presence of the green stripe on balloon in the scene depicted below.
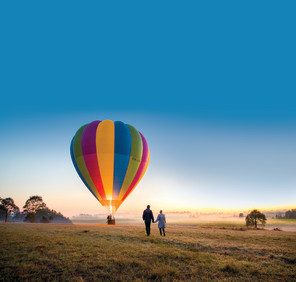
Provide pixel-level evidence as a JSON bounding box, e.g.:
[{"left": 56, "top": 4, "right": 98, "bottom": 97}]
[{"left": 72, "top": 124, "right": 102, "bottom": 201}]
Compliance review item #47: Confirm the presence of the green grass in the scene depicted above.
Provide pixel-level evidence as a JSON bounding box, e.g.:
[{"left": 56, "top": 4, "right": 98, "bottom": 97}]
[
  {"left": 0, "top": 223, "right": 296, "bottom": 281},
  {"left": 267, "top": 218, "right": 296, "bottom": 225},
  {"left": 169, "top": 217, "right": 296, "bottom": 230}
]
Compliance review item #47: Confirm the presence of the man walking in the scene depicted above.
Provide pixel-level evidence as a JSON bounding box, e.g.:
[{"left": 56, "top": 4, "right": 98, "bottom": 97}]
[{"left": 142, "top": 205, "right": 154, "bottom": 236}]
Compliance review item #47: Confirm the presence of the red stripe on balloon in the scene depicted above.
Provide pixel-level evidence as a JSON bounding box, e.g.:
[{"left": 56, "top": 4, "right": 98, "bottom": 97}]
[
  {"left": 121, "top": 132, "right": 149, "bottom": 201},
  {"left": 81, "top": 120, "right": 107, "bottom": 200}
]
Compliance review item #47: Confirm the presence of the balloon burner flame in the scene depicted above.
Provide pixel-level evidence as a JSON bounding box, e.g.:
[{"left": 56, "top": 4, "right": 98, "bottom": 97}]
[{"left": 109, "top": 201, "right": 112, "bottom": 216}]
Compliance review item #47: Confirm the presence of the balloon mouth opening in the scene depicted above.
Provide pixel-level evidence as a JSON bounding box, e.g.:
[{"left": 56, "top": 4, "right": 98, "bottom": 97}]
[{"left": 101, "top": 200, "right": 122, "bottom": 215}]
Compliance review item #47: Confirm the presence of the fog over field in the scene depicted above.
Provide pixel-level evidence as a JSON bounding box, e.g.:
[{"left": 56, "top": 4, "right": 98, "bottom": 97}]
[{"left": 71, "top": 211, "right": 296, "bottom": 231}]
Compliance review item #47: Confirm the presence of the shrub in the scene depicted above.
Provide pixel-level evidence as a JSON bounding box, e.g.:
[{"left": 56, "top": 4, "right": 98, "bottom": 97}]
[
  {"left": 40, "top": 215, "right": 49, "bottom": 223},
  {"left": 24, "top": 213, "right": 36, "bottom": 223}
]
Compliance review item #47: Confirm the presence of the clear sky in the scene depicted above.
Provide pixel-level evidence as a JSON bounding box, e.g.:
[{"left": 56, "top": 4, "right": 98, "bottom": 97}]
[{"left": 0, "top": 2, "right": 295, "bottom": 217}]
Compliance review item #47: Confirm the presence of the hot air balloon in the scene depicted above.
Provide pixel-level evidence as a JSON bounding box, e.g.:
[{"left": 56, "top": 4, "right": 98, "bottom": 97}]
[{"left": 70, "top": 120, "right": 150, "bottom": 215}]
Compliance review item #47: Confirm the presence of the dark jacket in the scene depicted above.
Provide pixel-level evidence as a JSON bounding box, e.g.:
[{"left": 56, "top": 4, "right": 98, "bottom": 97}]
[{"left": 142, "top": 208, "right": 154, "bottom": 223}]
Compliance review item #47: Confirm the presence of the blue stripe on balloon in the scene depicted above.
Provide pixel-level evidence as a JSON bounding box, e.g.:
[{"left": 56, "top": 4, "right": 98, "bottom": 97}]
[
  {"left": 70, "top": 138, "right": 99, "bottom": 201},
  {"left": 113, "top": 121, "right": 132, "bottom": 199}
]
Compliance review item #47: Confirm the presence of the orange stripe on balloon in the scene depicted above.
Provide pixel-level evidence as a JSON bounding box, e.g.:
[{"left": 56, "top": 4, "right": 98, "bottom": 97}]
[{"left": 96, "top": 120, "right": 115, "bottom": 200}]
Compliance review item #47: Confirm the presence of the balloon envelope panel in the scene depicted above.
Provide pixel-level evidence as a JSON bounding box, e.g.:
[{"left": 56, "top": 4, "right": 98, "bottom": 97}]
[{"left": 70, "top": 120, "right": 149, "bottom": 214}]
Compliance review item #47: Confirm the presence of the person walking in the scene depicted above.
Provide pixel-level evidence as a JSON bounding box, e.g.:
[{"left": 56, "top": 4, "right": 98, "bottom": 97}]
[
  {"left": 154, "top": 210, "right": 166, "bottom": 236},
  {"left": 142, "top": 205, "right": 154, "bottom": 236}
]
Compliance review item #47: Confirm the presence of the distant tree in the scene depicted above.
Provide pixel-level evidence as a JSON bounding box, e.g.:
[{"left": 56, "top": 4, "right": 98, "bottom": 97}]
[
  {"left": 246, "top": 209, "right": 266, "bottom": 228},
  {"left": 285, "top": 209, "right": 296, "bottom": 219},
  {"left": 239, "top": 213, "right": 244, "bottom": 218},
  {"left": 23, "top": 196, "right": 46, "bottom": 214},
  {"left": 35, "top": 207, "right": 50, "bottom": 221},
  {"left": 24, "top": 213, "right": 36, "bottom": 223},
  {"left": 275, "top": 212, "right": 283, "bottom": 219},
  {"left": 12, "top": 207, "right": 25, "bottom": 222},
  {"left": 0, "top": 209, "right": 5, "bottom": 221},
  {"left": 0, "top": 197, "right": 18, "bottom": 222},
  {"left": 23, "top": 196, "right": 47, "bottom": 223},
  {"left": 40, "top": 215, "right": 49, "bottom": 223},
  {"left": 47, "top": 209, "right": 72, "bottom": 223},
  {"left": 22, "top": 196, "right": 71, "bottom": 224}
]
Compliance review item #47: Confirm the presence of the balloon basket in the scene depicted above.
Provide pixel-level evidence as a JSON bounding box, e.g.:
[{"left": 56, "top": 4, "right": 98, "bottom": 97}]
[{"left": 108, "top": 219, "right": 115, "bottom": 225}]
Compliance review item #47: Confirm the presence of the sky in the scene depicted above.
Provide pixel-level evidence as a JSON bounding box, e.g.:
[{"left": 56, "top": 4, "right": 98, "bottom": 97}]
[{"left": 0, "top": 2, "right": 295, "bottom": 217}]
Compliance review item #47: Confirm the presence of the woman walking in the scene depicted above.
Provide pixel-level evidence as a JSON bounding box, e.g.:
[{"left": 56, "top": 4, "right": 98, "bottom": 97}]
[{"left": 154, "top": 210, "right": 166, "bottom": 236}]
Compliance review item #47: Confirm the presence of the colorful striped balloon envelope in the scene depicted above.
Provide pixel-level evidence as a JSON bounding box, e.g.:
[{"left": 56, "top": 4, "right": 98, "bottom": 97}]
[{"left": 70, "top": 120, "right": 150, "bottom": 215}]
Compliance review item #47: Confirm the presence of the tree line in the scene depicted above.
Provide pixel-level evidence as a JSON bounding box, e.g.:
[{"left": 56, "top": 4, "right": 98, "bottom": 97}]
[
  {"left": 0, "top": 196, "right": 72, "bottom": 223},
  {"left": 275, "top": 209, "right": 296, "bottom": 219}
]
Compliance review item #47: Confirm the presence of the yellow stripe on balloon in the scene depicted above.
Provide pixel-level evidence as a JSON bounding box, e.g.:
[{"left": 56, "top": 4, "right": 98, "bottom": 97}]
[{"left": 96, "top": 120, "right": 115, "bottom": 200}]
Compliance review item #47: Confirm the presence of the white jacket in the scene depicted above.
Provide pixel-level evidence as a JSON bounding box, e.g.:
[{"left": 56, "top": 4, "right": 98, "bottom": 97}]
[{"left": 155, "top": 213, "right": 166, "bottom": 228}]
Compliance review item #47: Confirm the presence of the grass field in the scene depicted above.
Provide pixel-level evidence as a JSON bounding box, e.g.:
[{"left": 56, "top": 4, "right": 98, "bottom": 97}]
[
  {"left": 0, "top": 223, "right": 296, "bottom": 281},
  {"left": 72, "top": 216, "right": 296, "bottom": 231}
]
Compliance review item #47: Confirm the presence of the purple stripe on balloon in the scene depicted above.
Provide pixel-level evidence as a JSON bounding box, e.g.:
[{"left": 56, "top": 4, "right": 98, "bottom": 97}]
[
  {"left": 81, "top": 120, "right": 106, "bottom": 200},
  {"left": 81, "top": 121, "right": 100, "bottom": 155},
  {"left": 139, "top": 132, "right": 149, "bottom": 165},
  {"left": 121, "top": 132, "right": 149, "bottom": 201}
]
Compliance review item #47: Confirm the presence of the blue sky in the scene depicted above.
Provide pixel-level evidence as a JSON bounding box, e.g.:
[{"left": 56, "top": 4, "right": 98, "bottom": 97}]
[{"left": 0, "top": 2, "right": 295, "bottom": 216}]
